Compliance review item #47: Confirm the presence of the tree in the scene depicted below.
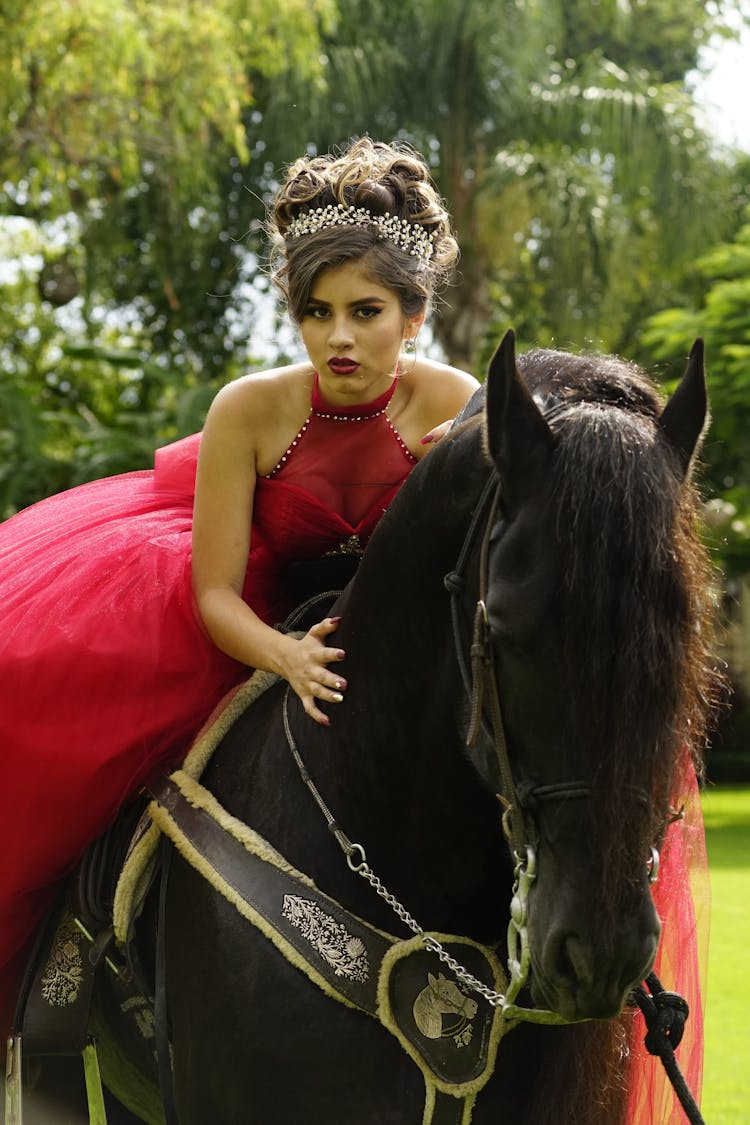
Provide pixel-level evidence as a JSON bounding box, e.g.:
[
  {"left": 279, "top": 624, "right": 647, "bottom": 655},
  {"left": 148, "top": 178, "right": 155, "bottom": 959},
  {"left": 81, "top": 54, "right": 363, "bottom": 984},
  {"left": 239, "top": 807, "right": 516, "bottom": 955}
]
[
  {"left": 0, "top": 0, "right": 332, "bottom": 513},
  {"left": 2, "top": 0, "right": 747, "bottom": 514},
  {"left": 642, "top": 189, "right": 750, "bottom": 574},
  {"left": 306, "top": 0, "right": 738, "bottom": 367},
  {"left": 0, "top": 0, "right": 332, "bottom": 372}
]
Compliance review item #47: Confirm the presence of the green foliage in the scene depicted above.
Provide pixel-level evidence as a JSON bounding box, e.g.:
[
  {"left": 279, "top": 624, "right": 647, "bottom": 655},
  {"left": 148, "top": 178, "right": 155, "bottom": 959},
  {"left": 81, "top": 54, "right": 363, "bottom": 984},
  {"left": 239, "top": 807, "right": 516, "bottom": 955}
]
[
  {"left": 0, "top": 216, "right": 227, "bottom": 516},
  {"left": 554, "top": 0, "right": 722, "bottom": 81},
  {"left": 0, "top": 0, "right": 332, "bottom": 380},
  {"left": 2, "top": 0, "right": 248, "bottom": 210},
  {"left": 643, "top": 201, "right": 750, "bottom": 573},
  {"left": 0, "top": 325, "right": 222, "bottom": 519},
  {"left": 701, "top": 787, "right": 750, "bottom": 1123},
  {"left": 1, "top": 0, "right": 333, "bottom": 211},
  {"left": 0, "top": 0, "right": 333, "bottom": 514},
  {"left": 303, "top": 0, "right": 739, "bottom": 365}
]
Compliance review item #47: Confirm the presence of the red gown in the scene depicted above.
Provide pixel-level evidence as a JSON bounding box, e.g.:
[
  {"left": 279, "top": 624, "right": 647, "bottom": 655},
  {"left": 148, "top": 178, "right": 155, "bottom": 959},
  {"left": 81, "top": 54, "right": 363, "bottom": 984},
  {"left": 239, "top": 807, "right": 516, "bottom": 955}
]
[{"left": 0, "top": 375, "right": 415, "bottom": 1035}]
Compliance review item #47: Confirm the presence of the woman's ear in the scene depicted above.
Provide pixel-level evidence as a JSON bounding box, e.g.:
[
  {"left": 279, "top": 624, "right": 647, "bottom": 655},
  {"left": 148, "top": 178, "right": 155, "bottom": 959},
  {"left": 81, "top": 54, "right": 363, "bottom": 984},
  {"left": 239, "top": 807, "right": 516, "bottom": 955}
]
[{"left": 405, "top": 309, "right": 427, "bottom": 340}]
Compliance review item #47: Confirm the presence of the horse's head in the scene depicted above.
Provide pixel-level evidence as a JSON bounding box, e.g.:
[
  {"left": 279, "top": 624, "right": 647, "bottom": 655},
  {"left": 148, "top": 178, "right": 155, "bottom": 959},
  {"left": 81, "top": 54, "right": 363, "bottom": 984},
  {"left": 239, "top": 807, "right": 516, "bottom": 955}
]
[{"left": 469, "top": 331, "right": 713, "bottom": 1022}]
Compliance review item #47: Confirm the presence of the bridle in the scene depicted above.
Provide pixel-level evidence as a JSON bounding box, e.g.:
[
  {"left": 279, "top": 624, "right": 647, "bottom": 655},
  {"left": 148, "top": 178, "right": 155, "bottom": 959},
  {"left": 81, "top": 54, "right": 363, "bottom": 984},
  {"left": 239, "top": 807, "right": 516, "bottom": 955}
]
[
  {"left": 444, "top": 470, "right": 647, "bottom": 850},
  {"left": 444, "top": 472, "right": 537, "bottom": 859},
  {"left": 282, "top": 466, "right": 654, "bottom": 1024}
]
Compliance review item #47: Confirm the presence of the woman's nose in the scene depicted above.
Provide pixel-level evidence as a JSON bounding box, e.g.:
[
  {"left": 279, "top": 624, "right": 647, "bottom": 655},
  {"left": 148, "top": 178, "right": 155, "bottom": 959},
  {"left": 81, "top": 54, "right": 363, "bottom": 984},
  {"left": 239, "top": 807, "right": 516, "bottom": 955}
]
[{"left": 328, "top": 316, "right": 353, "bottom": 349}]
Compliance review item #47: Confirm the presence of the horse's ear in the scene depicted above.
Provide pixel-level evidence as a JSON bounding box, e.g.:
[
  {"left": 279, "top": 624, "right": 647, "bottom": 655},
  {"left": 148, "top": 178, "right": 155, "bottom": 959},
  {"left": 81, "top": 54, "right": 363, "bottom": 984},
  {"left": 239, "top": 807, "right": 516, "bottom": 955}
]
[
  {"left": 485, "top": 329, "right": 554, "bottom": 514},
  {"left": 658, "top": 338, "right": 708, "bottom": 477}
]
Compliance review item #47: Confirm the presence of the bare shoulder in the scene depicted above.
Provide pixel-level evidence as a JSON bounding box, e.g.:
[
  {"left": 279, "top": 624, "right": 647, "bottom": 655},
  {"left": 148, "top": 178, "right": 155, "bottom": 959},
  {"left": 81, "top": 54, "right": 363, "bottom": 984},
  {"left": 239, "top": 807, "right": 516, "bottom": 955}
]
[
  {"left": 389, "top": 357, "right": 479, "bottom": 456},
  {"left": 207, "top": 362, "right": 314, "bottom": 426},
  {"left": 404, "top": 357, "right": 480, "bottom": 413},
  {"left": 202, "top": 362, "right": 314, "bottom": 461}
]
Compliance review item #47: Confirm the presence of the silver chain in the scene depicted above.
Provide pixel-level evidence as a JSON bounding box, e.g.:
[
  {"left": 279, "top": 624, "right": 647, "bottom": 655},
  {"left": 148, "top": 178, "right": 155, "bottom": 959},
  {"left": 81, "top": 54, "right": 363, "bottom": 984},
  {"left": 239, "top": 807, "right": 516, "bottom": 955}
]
[
  {"left": 348, "top": 845, "right": 512, "bottom": 1008},
  {"left": 347, "top": 849, "right": 426, "bottom": 936},
  {"left": 422, "top": 937, "right": 510, "bottom": 1007}
]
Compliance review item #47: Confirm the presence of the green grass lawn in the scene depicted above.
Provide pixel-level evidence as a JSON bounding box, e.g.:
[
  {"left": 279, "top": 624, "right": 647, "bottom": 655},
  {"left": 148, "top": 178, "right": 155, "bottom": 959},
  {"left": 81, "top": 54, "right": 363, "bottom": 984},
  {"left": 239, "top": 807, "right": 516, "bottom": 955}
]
[{"left": 701, "top": 785, "right": 750, "bottom": 1124}]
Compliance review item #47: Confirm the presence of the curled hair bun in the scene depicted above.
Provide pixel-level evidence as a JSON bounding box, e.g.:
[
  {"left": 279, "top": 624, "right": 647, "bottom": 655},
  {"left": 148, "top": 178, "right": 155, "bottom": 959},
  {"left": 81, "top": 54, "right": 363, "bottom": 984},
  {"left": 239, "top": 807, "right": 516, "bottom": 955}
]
[
  {"left": 269, "top": 137, "right": 458, "bottom": 320},
  {"left": 272, "top": 138, "right": 456, "bottom": 264},
  {"left": 352, "top": 179, "right": 397, "bottom": 215}
]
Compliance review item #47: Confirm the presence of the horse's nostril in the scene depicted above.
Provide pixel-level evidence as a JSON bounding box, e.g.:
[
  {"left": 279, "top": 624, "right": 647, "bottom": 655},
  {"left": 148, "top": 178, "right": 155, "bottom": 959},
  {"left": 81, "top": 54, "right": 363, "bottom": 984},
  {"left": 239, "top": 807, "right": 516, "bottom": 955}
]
[
  {"left": 542, "top": 920, "right": 660, "bottom": 1020},
  {"left": 554, "top": 934, "right": 593, "bottom": 990}
]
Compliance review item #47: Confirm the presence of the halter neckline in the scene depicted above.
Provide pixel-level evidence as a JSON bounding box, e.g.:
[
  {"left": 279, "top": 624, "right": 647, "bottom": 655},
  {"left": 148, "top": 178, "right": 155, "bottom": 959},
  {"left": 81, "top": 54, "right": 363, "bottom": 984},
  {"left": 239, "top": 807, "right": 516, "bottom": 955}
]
[{"left": 312, "top": 373, "right": 398, "bottom": 418}]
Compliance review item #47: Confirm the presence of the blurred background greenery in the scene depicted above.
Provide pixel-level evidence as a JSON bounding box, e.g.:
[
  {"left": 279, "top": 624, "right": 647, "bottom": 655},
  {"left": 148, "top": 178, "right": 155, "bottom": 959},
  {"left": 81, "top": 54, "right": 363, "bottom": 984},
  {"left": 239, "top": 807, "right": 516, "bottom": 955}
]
[{"left": 2, "top": 0, "right": 750, "bottom": 772}]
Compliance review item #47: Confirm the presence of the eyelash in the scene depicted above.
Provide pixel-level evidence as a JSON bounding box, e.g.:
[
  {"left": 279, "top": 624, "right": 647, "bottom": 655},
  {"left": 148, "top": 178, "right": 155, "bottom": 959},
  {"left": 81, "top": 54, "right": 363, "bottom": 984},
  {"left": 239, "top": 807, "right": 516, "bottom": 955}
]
[{"left": 304, "top": 306, "right": 382, "bottom": 321}]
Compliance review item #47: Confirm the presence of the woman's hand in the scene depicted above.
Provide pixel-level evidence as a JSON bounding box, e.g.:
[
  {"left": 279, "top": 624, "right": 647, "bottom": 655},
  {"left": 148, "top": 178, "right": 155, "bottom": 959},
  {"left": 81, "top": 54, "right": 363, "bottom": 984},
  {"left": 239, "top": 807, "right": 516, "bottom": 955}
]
[
  {"left": 420, "top": 418, "right": 454, "bottom": 446},
  {"left": 279, "top": 617, "right": 347, "bottom": 726}
]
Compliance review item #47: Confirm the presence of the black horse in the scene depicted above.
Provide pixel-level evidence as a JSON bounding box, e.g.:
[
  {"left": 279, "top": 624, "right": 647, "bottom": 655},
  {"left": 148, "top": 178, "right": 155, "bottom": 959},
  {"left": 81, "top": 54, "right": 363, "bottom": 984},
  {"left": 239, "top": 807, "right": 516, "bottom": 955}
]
[{"left": 86, "top": 332, "right": 715, "bottom": 1125}]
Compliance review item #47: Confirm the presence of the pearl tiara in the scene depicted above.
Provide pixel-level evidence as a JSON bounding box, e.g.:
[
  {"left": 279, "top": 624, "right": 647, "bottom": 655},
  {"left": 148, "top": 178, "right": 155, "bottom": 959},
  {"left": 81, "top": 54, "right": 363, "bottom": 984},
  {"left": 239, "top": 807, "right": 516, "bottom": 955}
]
[{"left": 285, "top": 203, "right": 438, "bottom": 263}]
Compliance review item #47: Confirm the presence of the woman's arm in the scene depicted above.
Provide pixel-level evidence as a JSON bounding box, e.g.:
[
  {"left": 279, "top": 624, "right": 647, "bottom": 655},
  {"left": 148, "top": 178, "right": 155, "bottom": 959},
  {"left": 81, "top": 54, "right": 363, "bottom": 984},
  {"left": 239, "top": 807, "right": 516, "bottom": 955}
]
[{"left": 191, "top": 379, "right": 346, "bottom": 725}]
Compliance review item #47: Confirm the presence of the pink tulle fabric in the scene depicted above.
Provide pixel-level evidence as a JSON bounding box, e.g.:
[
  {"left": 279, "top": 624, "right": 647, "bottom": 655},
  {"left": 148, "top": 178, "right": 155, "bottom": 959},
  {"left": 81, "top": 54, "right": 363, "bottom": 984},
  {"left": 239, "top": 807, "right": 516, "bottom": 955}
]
[
  {"left": 0, "top": 377, "right": 414, "bottom": 1035},
  {"left": 625, "top": 752, "right": 709, "bottom": 1122}
]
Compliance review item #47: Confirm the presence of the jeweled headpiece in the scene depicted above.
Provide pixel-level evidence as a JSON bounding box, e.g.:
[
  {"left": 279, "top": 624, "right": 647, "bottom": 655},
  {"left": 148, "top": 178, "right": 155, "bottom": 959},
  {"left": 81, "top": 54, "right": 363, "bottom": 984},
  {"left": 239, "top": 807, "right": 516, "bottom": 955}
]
[{"left": 285, "top": 203, "right": 437, "bottom": 263}]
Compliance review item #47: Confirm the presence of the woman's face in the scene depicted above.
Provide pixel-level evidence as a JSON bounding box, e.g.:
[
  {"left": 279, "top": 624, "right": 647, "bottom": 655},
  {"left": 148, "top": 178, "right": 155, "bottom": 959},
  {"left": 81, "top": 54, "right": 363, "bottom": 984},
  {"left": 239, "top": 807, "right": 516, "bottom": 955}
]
[{"left": 298, "top": 259, "right": 424, "bottom": 403}]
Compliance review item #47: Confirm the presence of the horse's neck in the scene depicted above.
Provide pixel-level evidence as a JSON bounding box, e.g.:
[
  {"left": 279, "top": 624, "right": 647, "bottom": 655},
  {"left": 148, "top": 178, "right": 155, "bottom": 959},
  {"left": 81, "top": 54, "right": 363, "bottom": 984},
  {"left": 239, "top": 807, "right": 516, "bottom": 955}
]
[
  {"left": 306, "top": 657, "right": 504, "bottom": 938},
  {"left": 298, "top": 460, "right": 508, "bottom": 936}
]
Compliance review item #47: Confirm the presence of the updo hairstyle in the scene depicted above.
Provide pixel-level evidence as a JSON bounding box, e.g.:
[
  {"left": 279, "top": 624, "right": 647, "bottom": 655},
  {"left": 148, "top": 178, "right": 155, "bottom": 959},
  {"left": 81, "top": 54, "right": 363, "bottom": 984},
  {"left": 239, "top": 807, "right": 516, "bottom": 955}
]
[{"left": 268, "top": 137, "right": 458, "bottom": 323}]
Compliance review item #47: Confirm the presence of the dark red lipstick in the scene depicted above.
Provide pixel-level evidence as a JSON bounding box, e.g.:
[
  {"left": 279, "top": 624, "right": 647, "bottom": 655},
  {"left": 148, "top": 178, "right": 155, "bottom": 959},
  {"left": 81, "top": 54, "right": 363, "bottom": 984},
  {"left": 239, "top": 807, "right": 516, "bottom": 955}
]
[{"left": 327, "top": 358, "right": 360, "bottom": 375}]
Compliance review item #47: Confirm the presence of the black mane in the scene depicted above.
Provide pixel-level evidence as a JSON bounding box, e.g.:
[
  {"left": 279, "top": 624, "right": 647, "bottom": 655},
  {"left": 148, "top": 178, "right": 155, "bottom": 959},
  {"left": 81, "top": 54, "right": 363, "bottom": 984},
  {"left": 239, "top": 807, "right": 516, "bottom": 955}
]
[{"left": 516, "top": 349, "right": 716, "bottom": 877}]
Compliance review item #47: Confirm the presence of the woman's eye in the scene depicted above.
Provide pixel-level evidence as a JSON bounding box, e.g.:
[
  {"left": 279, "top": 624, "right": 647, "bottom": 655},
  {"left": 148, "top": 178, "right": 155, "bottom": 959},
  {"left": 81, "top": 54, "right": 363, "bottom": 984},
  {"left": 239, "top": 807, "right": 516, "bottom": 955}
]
[
  {"left": 304, "top": 306, "right": 329, "bottom": 320},
  {"left": 355, "top": 306, "right": 380, "bottom": 320}
]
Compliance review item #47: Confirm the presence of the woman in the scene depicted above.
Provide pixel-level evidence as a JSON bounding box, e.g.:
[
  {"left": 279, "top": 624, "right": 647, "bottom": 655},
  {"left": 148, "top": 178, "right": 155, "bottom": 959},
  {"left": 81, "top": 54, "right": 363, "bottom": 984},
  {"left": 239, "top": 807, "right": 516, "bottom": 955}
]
[{"left": 0, "top": 137, "right": 478, "bottom": 1036}]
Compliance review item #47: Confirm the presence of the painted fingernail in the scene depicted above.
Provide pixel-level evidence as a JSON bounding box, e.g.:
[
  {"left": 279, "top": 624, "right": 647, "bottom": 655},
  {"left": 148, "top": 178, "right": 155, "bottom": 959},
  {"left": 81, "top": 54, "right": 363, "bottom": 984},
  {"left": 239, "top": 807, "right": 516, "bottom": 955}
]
[
  {"left": 329, "top": 616, "right": 341, "bottom": 624},
  {"left": 332, "top": 692, "right": 344, "bottom": 703},
  {"left": 419, "top": 434, "right": 434, "bottom": 445}
]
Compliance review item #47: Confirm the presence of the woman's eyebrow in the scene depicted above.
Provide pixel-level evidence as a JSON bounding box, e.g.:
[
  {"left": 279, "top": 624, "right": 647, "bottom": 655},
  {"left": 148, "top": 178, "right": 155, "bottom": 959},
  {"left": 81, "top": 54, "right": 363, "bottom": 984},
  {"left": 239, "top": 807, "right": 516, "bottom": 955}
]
[{"left": 308, "top": 296, "right": 387, "bottom": 308}]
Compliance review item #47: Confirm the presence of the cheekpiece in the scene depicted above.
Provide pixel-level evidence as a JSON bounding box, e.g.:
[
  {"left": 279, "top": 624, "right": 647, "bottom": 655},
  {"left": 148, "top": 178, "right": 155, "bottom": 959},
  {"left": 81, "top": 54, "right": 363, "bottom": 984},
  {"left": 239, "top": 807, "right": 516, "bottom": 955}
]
[{"left": 286, "top": 204, "right": 437, "bottom": 263}]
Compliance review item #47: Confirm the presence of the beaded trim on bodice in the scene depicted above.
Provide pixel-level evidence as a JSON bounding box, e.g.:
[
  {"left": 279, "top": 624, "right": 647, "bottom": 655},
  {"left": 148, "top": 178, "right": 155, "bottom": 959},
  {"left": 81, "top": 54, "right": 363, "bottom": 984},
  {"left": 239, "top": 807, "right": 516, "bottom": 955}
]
[{"left": 264, "top": 375, "right": 413, "bottom": 478}]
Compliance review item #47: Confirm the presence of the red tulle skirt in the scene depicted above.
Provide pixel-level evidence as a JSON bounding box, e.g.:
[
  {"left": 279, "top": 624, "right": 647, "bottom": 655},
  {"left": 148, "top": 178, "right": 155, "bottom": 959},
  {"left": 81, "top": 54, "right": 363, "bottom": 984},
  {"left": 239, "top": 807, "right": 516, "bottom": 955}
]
[
  {"left": 0, "top": 471, "right": 249, "bottom": 1032},
  {"left": 0, "top": 424, "right": 409, "bottom": 1037}
]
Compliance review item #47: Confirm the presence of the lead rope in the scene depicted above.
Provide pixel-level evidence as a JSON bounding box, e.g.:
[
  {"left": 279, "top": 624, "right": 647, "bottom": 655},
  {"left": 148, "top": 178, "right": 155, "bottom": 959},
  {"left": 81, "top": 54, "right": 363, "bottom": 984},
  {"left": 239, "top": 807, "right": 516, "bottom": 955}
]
[{"left": 628, "top": 973, "right": 706, "bottom": 1125}]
